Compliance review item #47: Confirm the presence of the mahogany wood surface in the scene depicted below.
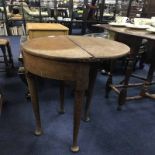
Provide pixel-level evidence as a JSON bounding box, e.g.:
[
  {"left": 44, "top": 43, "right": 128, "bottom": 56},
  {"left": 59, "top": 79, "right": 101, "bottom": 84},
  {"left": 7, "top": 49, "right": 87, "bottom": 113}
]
[{"left": 22, "top": 35, "right": 129, "bottom": 61}]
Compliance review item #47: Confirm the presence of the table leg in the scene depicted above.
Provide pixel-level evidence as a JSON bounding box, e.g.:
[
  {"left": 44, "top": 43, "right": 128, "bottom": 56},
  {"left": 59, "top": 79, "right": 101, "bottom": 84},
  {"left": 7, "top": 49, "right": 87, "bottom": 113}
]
[
  {"left": 118, "top": 58, "right": 134, "bottom": 110},
  {"left": 114, "top": 34, "right": 142, "bottom": 109},
  {"left": 140, "top": 40, "right": 155, "bottom": 97},
  {"left": 83, "top": 67, "right": 98, "bottom": 122},
  {"left": 105, "top": 60, "right": 115, "bottom": 98},
  {"left": 140, "top": 63, "right": 155, "bottom": 97},
  {"left": 71, "top": 89, "right": 84, "bottom": 152},
  {"left": 59, "top": 81, "right": 65, "bottom": 114},
  {"left": 18, "top": 67, "right": 30, "bottom": 99},
  {"left": 26, "top": 72, "right": 43, "bottom": 136}
]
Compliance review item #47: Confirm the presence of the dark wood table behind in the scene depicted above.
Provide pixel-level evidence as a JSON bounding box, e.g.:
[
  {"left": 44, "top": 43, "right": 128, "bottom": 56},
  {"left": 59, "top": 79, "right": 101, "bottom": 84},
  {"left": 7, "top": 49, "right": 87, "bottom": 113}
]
[{"left": 95, "top": 24, "right": 155, "bottom": 109}]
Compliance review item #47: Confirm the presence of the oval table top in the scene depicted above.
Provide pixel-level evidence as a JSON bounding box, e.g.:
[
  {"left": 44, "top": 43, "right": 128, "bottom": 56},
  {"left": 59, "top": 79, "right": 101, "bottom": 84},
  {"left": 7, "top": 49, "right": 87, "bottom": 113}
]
[
  {"left": 95, "top": 24, "right": 155, "bottom": 40},
  {"left": 21, "top": 35, "right": 130, "bottom": 62}
]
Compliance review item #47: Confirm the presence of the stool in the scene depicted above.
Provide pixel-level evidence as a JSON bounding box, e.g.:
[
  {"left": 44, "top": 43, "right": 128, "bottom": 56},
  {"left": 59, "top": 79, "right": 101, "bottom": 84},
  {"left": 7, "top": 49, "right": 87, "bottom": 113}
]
[{"left": 0, "top": 39, "right": 14, "bottom": 73}]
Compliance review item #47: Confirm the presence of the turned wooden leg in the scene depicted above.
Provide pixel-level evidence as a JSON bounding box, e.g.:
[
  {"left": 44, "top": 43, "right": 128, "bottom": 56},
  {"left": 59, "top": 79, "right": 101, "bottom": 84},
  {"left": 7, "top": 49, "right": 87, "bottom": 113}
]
[
  {"left": 18, "top": 67, "right": 30, "bottom": 99},
  {"left": 117, "top": 59, "right": 133, "bottom": 110},
  {"left": 105, "top": 74, "right": 112, "bottom": 98},
  {"left": 71, "top": 90, "right": 84, "bottom": 152},
  {"left": 117, "top": 88, "right": 127, "bottom": 111},
  {"left": 26, "top": 72, "right": 43, "bottom": 136},
  {"left": 140, "top": 63, "right": 155, "bottom": 97},
  {"left": 140, "top": 40, "right": 155, "bottom": 98},
  {"left": 59, "top": 80, "right": 65, "bottom": 114},
  {"left": 83, "top": 67, "right": 97, "bottom": 122},
  {"left": 105, "top": 60, "right": 115, "bottom": 98}
]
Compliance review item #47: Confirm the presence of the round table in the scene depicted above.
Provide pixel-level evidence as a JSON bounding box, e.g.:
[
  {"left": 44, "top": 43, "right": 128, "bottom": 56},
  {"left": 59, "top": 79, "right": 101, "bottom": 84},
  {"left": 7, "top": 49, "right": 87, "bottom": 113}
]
[{"left": 21, "top": 35, "right": 129, "bottom": 152}]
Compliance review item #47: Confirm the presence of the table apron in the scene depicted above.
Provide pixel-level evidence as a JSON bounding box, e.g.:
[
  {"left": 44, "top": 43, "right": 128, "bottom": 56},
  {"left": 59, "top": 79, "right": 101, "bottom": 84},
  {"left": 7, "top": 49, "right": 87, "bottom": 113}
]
[{"left": 23, "top": 52, "right": 90, "bottom": 89}]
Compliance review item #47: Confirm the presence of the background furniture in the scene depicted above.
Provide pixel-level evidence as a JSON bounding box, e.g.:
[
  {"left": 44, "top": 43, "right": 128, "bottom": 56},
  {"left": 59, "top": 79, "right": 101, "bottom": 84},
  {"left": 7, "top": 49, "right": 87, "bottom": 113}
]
[
  {"left": 1, "top": 0, "right": 147, "bottom": 36},
  {"left": 0, "top": 38, "right": 14, "bottom": 114},
  {"left": 0, "top": 38, "right": 14, "bottom": 74},
  {"left": 142, "top": 0, "right": 155, "bottom": 17},
  {"left": 2, "top": 0, "right": 153, "bottom": 36},
  {"left": 96, "top": 24, "right": 155, "bottom": 110},
  {"left": 26, "top": 22, "right": 69, "bottom": 39}
]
